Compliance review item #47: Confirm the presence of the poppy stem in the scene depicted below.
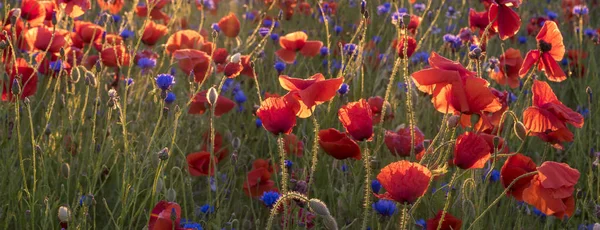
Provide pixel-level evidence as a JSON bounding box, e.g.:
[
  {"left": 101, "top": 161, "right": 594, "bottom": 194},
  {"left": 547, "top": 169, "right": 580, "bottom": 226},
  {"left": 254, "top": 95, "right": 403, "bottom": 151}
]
[
  {"left": 467, "top": 171, "right": 538, "bottom": 230},
  {"left": 277, "top": 135, "right": 290, "bottom": 228},
  {"left": 266, "top": 191, "right": 310, "bottom": 230},
  {"left": 436, "top": 169, "right": 458, "bottom": 230},
  {"left": 399, "top": 202, "right": 409, "bottom": 230},
  {"left": 307, "top": 114, "right": 320, "bottom": 193},
  {"left": 361, "top": 142, "right": 372, "bottom": 230}
]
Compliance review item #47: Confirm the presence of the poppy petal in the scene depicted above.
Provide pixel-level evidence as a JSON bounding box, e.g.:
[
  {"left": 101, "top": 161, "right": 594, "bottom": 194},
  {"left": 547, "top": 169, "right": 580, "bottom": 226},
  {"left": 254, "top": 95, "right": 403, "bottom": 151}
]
[
  {"left": 275, "top": 48, "right": 297, "bottom": 64},
  {"left": 299, "top": 40, "right": 323, "bottom": 57},
  {"left": 519, "top": 50, "right": 540, "bottom": 77}
]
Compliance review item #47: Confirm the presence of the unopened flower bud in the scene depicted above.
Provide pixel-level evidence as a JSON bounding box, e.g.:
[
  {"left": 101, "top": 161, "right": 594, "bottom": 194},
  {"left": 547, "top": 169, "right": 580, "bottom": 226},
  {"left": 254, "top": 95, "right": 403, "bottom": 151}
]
[
  {"left": 85, "top": 71, "right": 96, "bottom": 87},
  {"left": 447, "top": 115, "right": 460, "bottom": 128},
  {"left": 156, "top": 177, "right": 164, "bottom": 194},
  {"left": 323, "top": 215, "right": 339, "bottom": 230},
  {"left": 57, "top": 206, "right": 71, "bottom": 223},
  {"left": 158, "top": 147, "right": 169, "bottom": 160},
  {"left": 11, "top": 79, "right": 20, "bottom": 95},
  {"left": 308, "top": 199, "right": 331, "bottom": 216},
  {"left": 207, "top": 87, "right": 219, "bottom": 106},
  {"left": 61, "top": 162, "right": 70, "bottom": 178},
  {"left": 166, "top": 188, "right": 177, "bottom": 202},
  {"left": 514, "top": 121, "right": 527, "bottom": 141},
  {"left": 230, "top": 53, "right": 241, "bottom": 63}
]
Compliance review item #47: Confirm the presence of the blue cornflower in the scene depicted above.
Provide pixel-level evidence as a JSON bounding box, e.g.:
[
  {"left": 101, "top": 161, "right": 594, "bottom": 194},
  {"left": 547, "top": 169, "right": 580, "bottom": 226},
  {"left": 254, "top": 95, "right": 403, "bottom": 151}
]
[
  {"left": 263, "top": 19, "right": 273, "bottom": 27},
  {"left": 414, "top": 3, "right": 426, "bottom": 12},
  {"left": 170, "top": 67, "right": 176, "bottom": 76},
  {"left": 391, "top": 11, "right": 408, "bottom": 25},
  {"left": 371, "top": 180, "right": 381, "bottom": 193},
  {"left": 560, "top": 58, "right": 568, "bottom": 66},
  {"left": 372, "top": 200, "right": 397, "bottom": 217},
  {"left": 320, "top": 47, "right": 329, "bottom": 56},
  {"left": 165, "top": 92, "right": 176, "bottom": 104},
  {"left": 545, "top": 9, "right": 558, "bottom": 20},
  {"left": 445, "top": 6, "right": 460, "bottom": 19},
  {"left": 482, "top": 168, "right": 500, "bottom": 182},
  {"left": 270, "top": 33, "right": 279, "bottom": 42},
  {"left": 518, "top": 36, "right": 527, "bottom": 44},
  {"left": 579, "top": 224, "right": 599, "bottom": 230},
  {"left": 221, "top": 79, "right": 235, "bottom": 93},
  {"left": 234, "top": 91, "right": 247, "bottom": 104},
  {"left": 415, "top": 219, "right": 426, "bottom": 229},
  {"left": 334, "top": 25, "right": 343, "bottom": 35},
  {"left": 341, "top": 163, "right": 348, "bottom": 172},
  {"left": 377, "top": 5, "right": 391, "bottom": 15},
  {"left": 343, "top": 43, "right": 357, "bottom": 56},
  {"left": 431, "top": 26, "right": 442, "bottom": 35},
  {"left": 532, "top": 207, "right": 546, "bottom": 218},
  {"left": 255, "top": 118, "right": 263, "bottom": 127},
  {"left": 111, "top": 14, "right": 122, "bottom": 23},
  {"left": 577, "top": 106, "right": 590, "bottom": 118},
  {"left": 274, "top": 61, "right": 286, "bottom": 73},
  {"left": 245, "top": 11, "right": 256, "bottom": 21},
  {"left": 573, "top": 5, "right": 589, "bottom": 16},
  {"left": 49, "top": 60, "right": 63, "bottom": 72},
  {"left": 180, "top": 219, "right": 203, "bottom": 230},
  {"left": 284, "top": 160, "right": 292, "bottom": 168},
  {"left": 584, "top": 28, "right": 597, "bottom": 38},
  {"left": 411, "top": 51, "right": 429, "bottom": 65},
  {"left": 120, "top": 29, "right": 134, "bottom": 39},
  {"left": 211, "top": 23, "right": 220, "bottom": 32},
  {"left": 199, "top": 204, "right": 215, "bottom": 215},
  {"left": 398, "top": 82, "right": 408, "bottom": 92},
  {"left": 124, "top": 78, "right": 134, "bottom": 86},
  {"left": 155, "top": 74, "right": 175, "bottom": 91},
  {"left": 372, "top": 36, "right": 382, "bottom": 44},
  {"left": 258, "top": 27, "right": 270, "bottom": 37},
  {"left": 338, "top": 83, "right": 349, "bottom": 95},
  {"left": 260, "top": 191, "right": 281, "bottom": 208},
  {"left": 443, "top": 34, "right": 462, "bottom": 50},
  {"left": 137, "top": 57, "right": 156, "bottom": 69}
]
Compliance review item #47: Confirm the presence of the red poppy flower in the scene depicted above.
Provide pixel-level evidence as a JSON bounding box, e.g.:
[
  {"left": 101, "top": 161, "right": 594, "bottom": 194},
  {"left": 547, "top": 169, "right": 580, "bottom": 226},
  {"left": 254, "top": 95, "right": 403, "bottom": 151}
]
[
  {"left": 97, "top": 0, "right": 124, "bottom": 14},
  {"left": 100, "top": 45, "right": 131, "bottom": 67},
  {"left": 566, "top": 50, "right": 587, "bottom": 78},
  {"left": 367, "top": 96, "right": 393, "bottom": 124},
  {"left": 283, "top": 133, "right": 304, "bottom": 157},
  {"left": 223, "top": 55, "right": 244, "bottom": 78},
  {"left": 500, "top": 153, "right": 537, "bottom": 201},
  {"left": 453, "top": 132, "right": 491, "bottom": 169},
  {"left": 201, "top": 131, "right": 228, "bottom": 161},
  {"left": 375, "top": 160, "right": 431, "bottom": 204},
  {"left": 56, "top": 0, "right": 91, "bottom": 18},
  {"left": 243, "top": 160, "right": 278, "bottom": 197},
  {"left": 490, "top": 48, "right": 522, "bottom": 88},
  {"left": 275, "top": 31, "right": 323, "bottom": 64},
  {"left": 519, "top": 21, "right": 566, "bottom": 82},
  {"left": 20, "top": 0, "right": 47, "bottom": 27},
  {"left": 426, "top": 210, "right": 463, "bottom": 230},
  {"left": 186, "top": 151, "right": 217, "bottom": 176},
  {"left": 73, "top": 21, "right": 103, "bottom": 46},
  {"left": 134, "top": 49, "right": 159, "bottom": 65},
  {"left": 469, "top": 9, "right": 494, "bottom": 36},
  {"left": 23, "top": 26, "right": 68, "bottom": 53},
  {"left": 318, "top": 128, "right": 361, "bottom": 160},
  {"left": 474, "top": 89, "right": 509, "bottom": 134},
  {"left": 188, "top": 90, "right": 235, "bottom": 116},
  {"left": 95, "top": 33, "right": 124, "bottom": 51},
  {"left": 488, "top": 0, "right": 521, "bottom": 40},
  {"left": 142, "top": 21, "right": 169, "bottom": 46},
  {"left": 479, "top": 133, "right": 509, "bottom": 154},
  {"left": 165, "top": 30, "right": 212, "bottom": 55},
  {"left": 407, "top": 15, "right": 422, "bottom": 35},
  {"left": 2, "top": 58, "right": 38, "bottom": 101},
  {"left": 256, "top": 96, "right": 298, "bottom": 135},
  {"left": 279, "top": 73, "right": 343, "bottom": 118},
  {"left": 135, "top": 0, "right": 170, "bottom": 24},
  {"left": 212, "top": 48, "right": 229, "bottom": 65},
  {"left": 338, "top": 99, "right": 374, "bottom": 141},
  {"left": 411, "top": 52, "right": 502, "bottom": 120},
  {"left": 394, "top": 36, "right": 417, "bottom": 59},
  {"left": 522, "top": 80, "right": 584, "bottom": 149},
  {"left": 217, "top": 13, "right": 241, "bottom": 38},
  {"left": 522, "top": 161, "right": 580, "bottom": 218},
  {"left": 384, "top": 126, "right": 425, "bottom": 157},
  {"left": 172, "top": 49, "right": 213, "bottom": 83},
  {"left": 148, "top": 201, "right": 182, "bottom": 230},
  {"left": 239, "top": 55, "right": 256, "bottom": 78}
]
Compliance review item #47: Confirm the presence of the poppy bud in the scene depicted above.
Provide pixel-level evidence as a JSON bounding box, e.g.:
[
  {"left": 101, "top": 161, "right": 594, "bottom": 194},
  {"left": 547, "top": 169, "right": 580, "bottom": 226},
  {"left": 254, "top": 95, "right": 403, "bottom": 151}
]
[
  {"left": 308, "top": 199, "right": 331, "bottom": 216},
  {"left": 24, "top": 97, "right": 30, "bottom": 105},
  {"left": 586, "top": 86, "right": 592, "bottom": 103},
  {"left": 85, "top": 71, "right": 97, "bottom": 87},
  {"left": 360, "top": 0, "right": 367, "bottom": 15},
  {"left": 158, "top": 147, "right": 169, "bottom": 160},
  {"left": 363, "top": 10, "right": 370, "bottom": 19},
  {"left": 61, "top": 162, "right": 70, "bottom": 178},
  {"left": 60, "top": 47, "right": 66, "bottom": 58},
  {"left": 108, "top": 89, "right": 118, "bottom": 98},
  {"left": 323, "top": 215, "right": 339, "bottom": 230},
  {"left": 514, "top": 121, "right": 527, "bottom": 141},
  {"left": 278, "top": 10, "right": 283, "bottom": 20},
  {"left": 156, "top": 177, "right": 164, "bottom": 194},
  {"left": 52, "top": 12, "right": 57, "bottom": 25},
  {"left": 230, "top": 53, "right": 241, "bottom": 63},
  {"left": 11, "top": 8, "right": 21, "bottom": 21},
  {"left": 0, "top": 40, "right": 7, "bottom": 50},
  {"left": 232, "top": 137, "right": 241, "bottom": 150},
  {"left": 11, "top": 79, "right": 20, "bottom": 96},
  {"left": 57, "top": 206, "right": 71, "bottom": 223},
  {"left": 212, "top": 29, "right": 218, "bottom": 39},
  {"left": 493, "top": 136, "right": 501, "bottom": 152},
  {"left": 206, "top": 87, "right": 219, "bottom": 106},
  {"left": 447, "top": 115, "right": 460, "bottom": 128},
  {"left": 166, "top": 188, "right": 177, "bottom": 202}
]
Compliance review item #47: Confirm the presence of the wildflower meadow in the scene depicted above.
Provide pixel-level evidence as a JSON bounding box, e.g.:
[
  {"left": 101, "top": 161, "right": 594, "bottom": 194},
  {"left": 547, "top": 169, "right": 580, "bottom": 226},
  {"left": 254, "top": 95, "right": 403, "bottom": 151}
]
[{"left": 1, "top": 0, "right": 600, "bottom": 229}]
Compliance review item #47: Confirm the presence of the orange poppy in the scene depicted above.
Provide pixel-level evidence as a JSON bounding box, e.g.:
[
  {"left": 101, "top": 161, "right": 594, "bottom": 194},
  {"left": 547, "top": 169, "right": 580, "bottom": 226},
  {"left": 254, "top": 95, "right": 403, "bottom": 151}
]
[
  {"left": 283, "top": 133, "right": 304, "bottom": 157},
  {"left": 3, "top": 58, "right": 38, "bottom": 101},
  {"left": 148, "top": 201, "right": 181, "bottom": 230},
  {"left": 490, "top": 48, "right": 522, "bottom": 88},
  {"left": 97, "top": 0, "right": 124, "bottom": 14},
  {"left": 24, "top": 26, "right": 69, "bottom": 53},
  {"left": 217, "top": 13, "right": 241, "bottom": 38},
  {"left": 375, "top": 160, "right": 431, "bottom": 204},
  {"left": 100, "top": 45, "right": 131, "bottom": 67},
  {"left": 522, "top": 80, "right": 584, "bottom": 149},
  {"left": 384, "top": 126, "right": 425, "bottom": 157},
  {"left": 488, "top": 0, "right": 521, "bottom": 40},
  {"left": 519, "top": 21, "right": 566, "bottom": 82},
  {"left": 522, "top": 161, "right": 580, "bottom": 218},
  {"left": 394, "top": 36, "right": 417, "bottom": 59},
  {"left": 165, "top": 30, "right": 212, "bottom": 55},
  {"left": 318, "top": 128, "right": 361, "bottom": 160},
  {"left": 21, "top": 0, "right": 47, "bottom": 27},
  {"left": 474, "top": 89, "right": 509, "bottom": 134},
  {"left": 142, "top": 21, "right": 169, "bottom": 46},
  {"left": 500, "top": 153, "right": 537, "bottom": 201},
  {"left": 73, "top": 21, "right": 104, "bottom": 47},
  {"left": 172, "top": 49, "right": 212, "bottom": 83},
  {"left": 256, "top": 96, "right": 298, "bottom": 135},
  {"left": 275, "top": 31, "right": 323, "bottom": 64},
  {"left": 426, "top": 211, "right": 463, "bottom": 230},
  {"left": 186, "top": 151, "right": 217, "bottom": 176},
  {"left": 367, "top": 96, "right": 394, "bottom": 124},
  {"left": 279, "top": 73, "right": 343, "bottom": 118},
  {"left": 411, "top": 52, "right": 502, "bottom": 122},
  {"left": 55, "top": 0, "right": 91, "bottom": 18},
  {"left": 338, "top": 99, "right": 374, "bottom": 141},
  {"left": 188, "top": 90, "right": 235, "bottom": 116},
  {"left": 453, "top": 132, "right": 491, "bottom": 169}
]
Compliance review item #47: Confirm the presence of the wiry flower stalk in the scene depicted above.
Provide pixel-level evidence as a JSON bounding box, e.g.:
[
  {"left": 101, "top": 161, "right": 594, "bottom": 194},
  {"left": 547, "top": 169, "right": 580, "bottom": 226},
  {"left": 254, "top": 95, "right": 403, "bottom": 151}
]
[{"left": 360, "top": 143, "right": 372, "bottom": 230}]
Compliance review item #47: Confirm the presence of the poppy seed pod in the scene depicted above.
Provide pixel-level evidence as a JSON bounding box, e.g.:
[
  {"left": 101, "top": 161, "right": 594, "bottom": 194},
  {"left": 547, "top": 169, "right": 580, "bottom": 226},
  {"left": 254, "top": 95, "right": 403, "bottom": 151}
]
[
  {"left": 166, "top": 188, "right": 177, "bottom": 202},
  {"left": 232, "top": 137, "right": 241, "bottom": 150},
  {"left": 447, "top": 115, "right": 460, "bottom": 128},
  {"left": 57, "top": 206, "right": 71, "bottom": 223},
  {"left": 11, "top": 79, "right": 21, "bottom": 95},
  {"left": 85, "top": 71, "right": 97, "bottom": 87},
  {"left": 206, "top": 87, "right": 219, "bottom": 106},
  {"left": 308, "top": 199, "right": 331, "bottom": 216}
]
